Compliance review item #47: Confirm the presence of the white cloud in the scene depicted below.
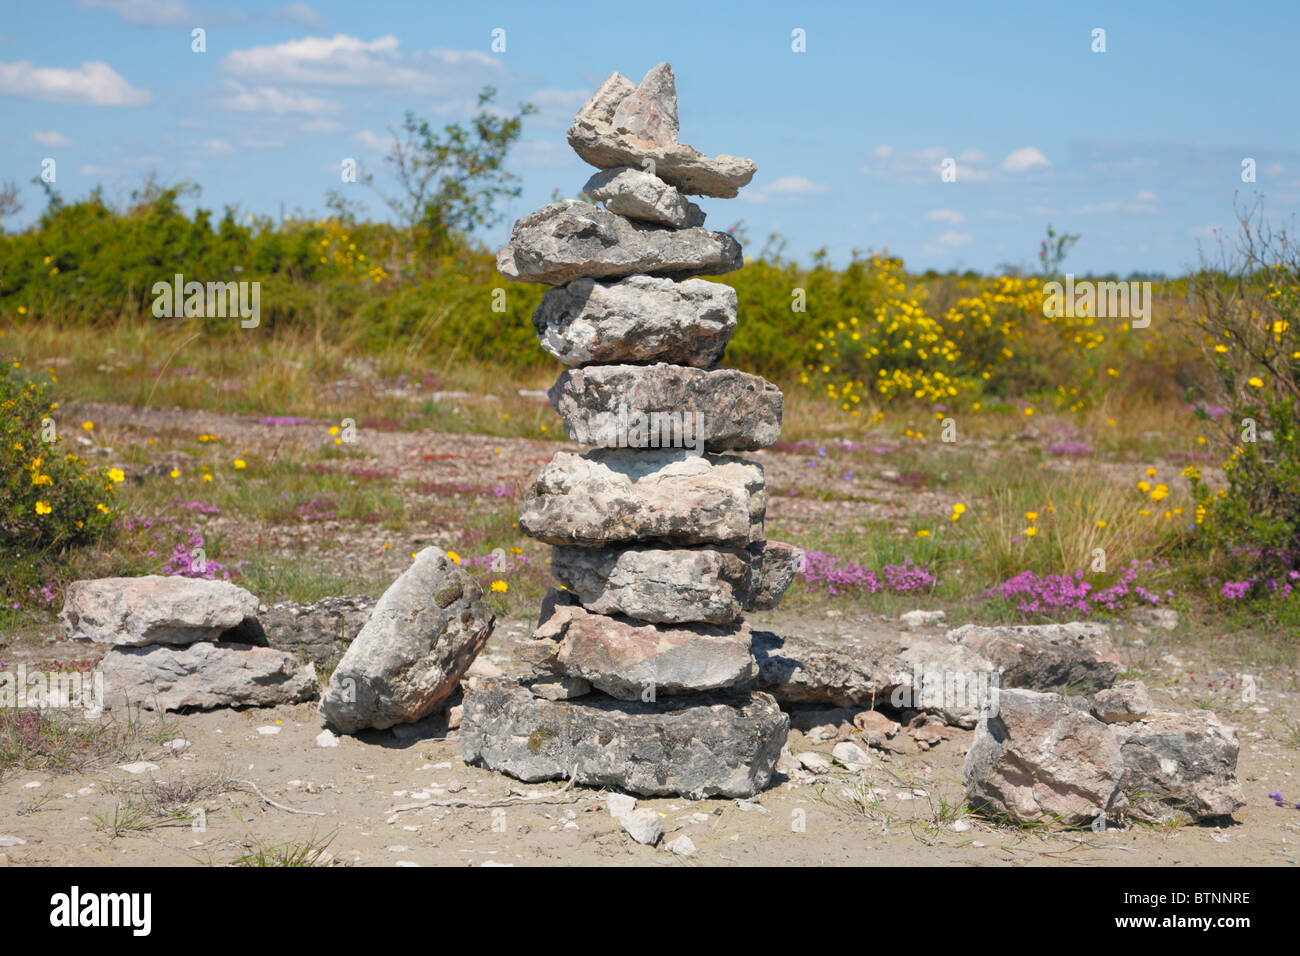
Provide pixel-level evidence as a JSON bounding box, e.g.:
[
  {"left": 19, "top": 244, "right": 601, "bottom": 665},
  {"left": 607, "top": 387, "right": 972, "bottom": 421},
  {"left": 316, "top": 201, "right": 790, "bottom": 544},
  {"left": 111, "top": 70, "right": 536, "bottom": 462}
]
[
  {"left": 936, "top": 231, "right": 972, "bottom": 247},
  {"left": 31, "top": 130, "right": 74, "bottom": 147},
  {"left": 743, "top": 175, "right": 830, "bottom": 202},
  {"left": 0, "top": 59, "right": 151, "bottom": 106},
  {"left": 271, "top": 2, "right": 325, "bottom": 29},
  {"left": 925, "top": 208, "right": 964, "bottom": 224},
  {"left": 355, "top": 128, "right": 395, "bottom": 152},
  {"left": 77, "top": 0, "right": 194, "bottom": 27},
  {"left": 220, "top": 80, "right": 337, "bottom": 116},
  {"left": 80, "top": 163, "right": 123, "bottom": 177},
  {"left": 863, "top": 145, "right": 992, "bottom": 183},
  {"left": 201, "top": 138, "right": 233, "bottom": 155},
  {"left": 221, "top": 34, "right": 504, "bottom": 92},
  {"left": 1002, "top": 146, "right": 1050, "bottom": 172},
  {"left": 1136, "top": 190, "right": 1157, "bottom": 201}
]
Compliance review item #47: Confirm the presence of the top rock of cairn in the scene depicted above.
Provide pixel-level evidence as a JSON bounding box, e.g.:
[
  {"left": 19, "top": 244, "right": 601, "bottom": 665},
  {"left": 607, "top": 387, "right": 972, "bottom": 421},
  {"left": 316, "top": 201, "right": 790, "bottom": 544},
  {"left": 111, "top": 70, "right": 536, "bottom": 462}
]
[{"left": 567, "top": 63, "right": 757, "bottom": 199}]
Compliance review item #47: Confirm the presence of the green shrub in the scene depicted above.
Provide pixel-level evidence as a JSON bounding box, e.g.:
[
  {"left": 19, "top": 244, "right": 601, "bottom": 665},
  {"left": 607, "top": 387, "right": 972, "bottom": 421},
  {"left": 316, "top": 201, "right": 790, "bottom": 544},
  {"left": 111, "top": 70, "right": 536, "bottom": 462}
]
[
  {"left": 0, "top": 363, "right": 118, "bottom": 552},
  {"left": 1182, "top": 208, "right": 1300, "bottom": 580}
]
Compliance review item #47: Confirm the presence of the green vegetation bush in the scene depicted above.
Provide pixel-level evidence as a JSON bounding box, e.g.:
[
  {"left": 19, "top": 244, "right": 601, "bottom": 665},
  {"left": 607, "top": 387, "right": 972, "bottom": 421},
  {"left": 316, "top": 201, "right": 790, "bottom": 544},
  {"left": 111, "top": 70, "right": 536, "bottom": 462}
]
[{"left": 0, "top": 363, "right": 118, "bottom": 552}]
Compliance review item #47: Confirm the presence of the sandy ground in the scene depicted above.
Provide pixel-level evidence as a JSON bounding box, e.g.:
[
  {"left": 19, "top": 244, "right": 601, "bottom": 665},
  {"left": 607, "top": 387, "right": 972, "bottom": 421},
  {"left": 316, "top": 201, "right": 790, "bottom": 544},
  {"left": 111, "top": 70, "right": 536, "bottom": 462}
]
[{"left": 3, "top": 609, "right": 1298, "bottom": 868}]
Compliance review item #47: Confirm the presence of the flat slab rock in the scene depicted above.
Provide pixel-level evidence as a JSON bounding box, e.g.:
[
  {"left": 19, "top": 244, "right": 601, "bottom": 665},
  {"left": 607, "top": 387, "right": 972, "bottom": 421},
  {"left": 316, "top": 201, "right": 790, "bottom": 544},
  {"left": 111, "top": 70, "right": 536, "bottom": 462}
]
[
  {"left": 946, "top": 622, "right": 1122, "bottom": 693},
  {"left": 525, "top": 601, "right": 756, "bottom": 699},
  {"left": 568, "top": 70, "right": 757, "bottom": 198},
  {"left": 496, "top": 201, "right": 741, "bottom": 286},
  {"left": 549, "top": 363, "right": 783, "bottom": 452},
  {"left": 753, "top": 629, "right": 998, "bottom": 728},
  {"left": 224, "top": 595, "right": 375, "bottom": 668},
  {"left": 551, "top": 541, "right": 800, "bottom": 624},
  {"left": 533, "top": 275, "right": 736, "bottom": 368},
  {"left": 319, "top": 548, "right": 494, "bottom": 733},
  {"left": 584, "top": 166, "right": 704, "bottom": 228},
  {"left": 99, "top": 642, "right": 317, "bottom": 712},
  {"left": 519, "top": 448, "right": 765, "bottom": 548},
  {"left": 61, "top": 575, "right": 258, "bottom": 646},
  {"left": 460, "top": 677, "right": 788, "bottom": 798}
]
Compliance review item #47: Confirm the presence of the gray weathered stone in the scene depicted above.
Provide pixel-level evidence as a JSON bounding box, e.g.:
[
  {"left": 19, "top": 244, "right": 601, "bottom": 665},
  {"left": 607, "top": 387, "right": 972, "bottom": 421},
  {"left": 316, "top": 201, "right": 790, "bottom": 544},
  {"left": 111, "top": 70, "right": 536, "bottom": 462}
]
[
  {"left": 460, "top": 677, "right": 788, "bottom": 798},
  {"left": 529, "top": 673, "right": 592, "bottom": 701},
  {"left": 61, "top": 575, "right": 258, "bottom": 646},
  {"left": 964, "top": 688, "right": 1123, "bottom": 825},
  {"left": 319, "top": 548, "right": 494, "bottom": 733},
  {"left": 1112, "top": 711, "right": 1245, "bottom": 821},
  {"left": 519, "top": 448, "right": 765, "bottom": 548},
  {"left": 99, "top": 641, "right": 317, "bottom": 711},
  {"left": 618, "top": 808, "right": 664, "bottom": 845},
  {"left": 551, "top": 544, "right": 754, "bottom": 624},
  {"left": 549, "top": 363, "right": 783, "bottom": 452},
  {"left": 527, "top": 602, "right": 756, "bottom": 699},
  {"left": 746, "top": 540, "right": 803, "bottom": 610},
  {"left": 496, "top": 201, "right": 741, "bottom": 285},
  {"left": 946, "top": 622, "right": 1122, "bottom": 694},
  {"left": 533, "top": 275, "right": 735, "bottom": 368},
  {"left": 568, "top": 72, "right": 756, "bottom": 198},
  {"left": 610, "top": 63, "right": 679, "bottom": 147},
  {"left": 584, "top": 167, "right": 704, "bottom": 228},
  {"left": 752, "top": 629, "right": 997, "bottom": 727},
  {"left": 224, "top": 595, "right": 375, "bottom": 668},
  {"left": 1090, "top": 680, "right": 1152, "bottom": 723}
]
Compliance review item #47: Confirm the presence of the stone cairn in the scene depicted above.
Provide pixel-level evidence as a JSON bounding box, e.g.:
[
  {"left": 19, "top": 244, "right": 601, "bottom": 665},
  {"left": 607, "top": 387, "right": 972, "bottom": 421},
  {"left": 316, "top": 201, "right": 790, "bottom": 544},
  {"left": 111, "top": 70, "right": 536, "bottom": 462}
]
[{"left": 459, "top": 63, "right": 803, "bottom": 798}]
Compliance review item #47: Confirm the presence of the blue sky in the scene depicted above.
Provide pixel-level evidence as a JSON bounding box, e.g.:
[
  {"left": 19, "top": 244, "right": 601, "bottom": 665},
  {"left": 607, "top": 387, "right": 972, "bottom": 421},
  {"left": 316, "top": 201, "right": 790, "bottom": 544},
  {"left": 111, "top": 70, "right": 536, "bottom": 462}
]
[{"left": 2, "top": 0, "right": 1297, "bottom": 274}]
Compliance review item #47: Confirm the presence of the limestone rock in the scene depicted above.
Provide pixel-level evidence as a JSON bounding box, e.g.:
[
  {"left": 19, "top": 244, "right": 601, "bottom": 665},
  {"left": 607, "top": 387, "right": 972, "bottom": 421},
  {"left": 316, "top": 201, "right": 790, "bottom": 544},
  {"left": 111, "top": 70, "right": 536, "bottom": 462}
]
[
  {"left": 619, "top": 808, "right": 664, "bottom": 845},
  {"left": 319, "top": 548, "right": 494, "bottom": 733},
  {"left": 99, "top": 642, "right": 317, "bottom": 711},
  {"left": 224, "top": 595, "right": 375, "bottom": 668},
  {"left": 1112, "top": 711, "right": 1245, "bottom": 821},
  {"left": 496, "top": 201, "right": 741, "bottom": 285},
  {"left": 745, "top": 540, "right": 803, "bottom": 610},
  {"left": 610, "top": 63, "right": 679, "bottom": 147},
  {"left": 519, "top": 448, "right": 765, "bottom": 548},
  {"left": 549, "top": 363, "right": 783, "bottom": 452},
  {"left": 964, "top": 688, "right": 1123, "bottom": 825},
  {"left": 551, "top": 544, "right": 756, "bottom": 624},
  {"left": 61, "top": 575, "right": 258, "bottom": 646},
  {"left": 568, "top": 72, "right": 756, "bottom": 198},
  {"left": 460, "top": 677, "right": 788, "bottom": 798},
  {"left": 533, "top": 275, "right": 735, "bottom": 368},
  {"left": 584, "top": 166, "right": 704, "bottom": 228},
  {"left": 1090, "top": 680, "right": 1153, "bottom": 723},
  {"left": 527, "top": 602, "right": 756, "bottom": 699},
  {"left": 752, "top": 629, "right": 997, "bottom": 727},
  {"left": 946, "top": 622, "right": 1122, "bottom": 694}
]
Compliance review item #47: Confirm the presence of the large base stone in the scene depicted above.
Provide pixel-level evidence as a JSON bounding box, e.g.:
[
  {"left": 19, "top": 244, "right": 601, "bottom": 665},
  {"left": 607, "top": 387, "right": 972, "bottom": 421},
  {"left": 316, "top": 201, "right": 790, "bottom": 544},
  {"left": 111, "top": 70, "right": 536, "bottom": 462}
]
[
  {"left": 99, "top": 642, "right": 317, "bottom": 711},
  {"left": 460, "top": 677, "right": 788, "bottom": 798}
]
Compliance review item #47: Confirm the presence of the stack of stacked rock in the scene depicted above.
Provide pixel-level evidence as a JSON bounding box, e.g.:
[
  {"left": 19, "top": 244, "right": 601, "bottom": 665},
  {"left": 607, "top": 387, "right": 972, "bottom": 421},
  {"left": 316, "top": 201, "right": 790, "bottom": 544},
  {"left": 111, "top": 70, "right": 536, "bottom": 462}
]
[{"left": 460, "top": 63, "right": 802, "bottom": 798}]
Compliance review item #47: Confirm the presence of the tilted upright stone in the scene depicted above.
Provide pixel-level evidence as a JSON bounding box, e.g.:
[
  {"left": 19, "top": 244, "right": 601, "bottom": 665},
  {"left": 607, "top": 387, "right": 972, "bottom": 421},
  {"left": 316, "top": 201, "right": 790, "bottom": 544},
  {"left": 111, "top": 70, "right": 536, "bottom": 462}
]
[{"left": 467, "top": 62, "right": 793, "bottom": 798}]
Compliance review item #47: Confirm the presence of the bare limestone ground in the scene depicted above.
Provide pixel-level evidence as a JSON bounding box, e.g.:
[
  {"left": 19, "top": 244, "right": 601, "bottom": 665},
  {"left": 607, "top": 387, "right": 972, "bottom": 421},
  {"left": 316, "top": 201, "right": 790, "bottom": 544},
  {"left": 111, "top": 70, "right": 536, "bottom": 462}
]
[{"left": 2, "top": 402, "right": 1299, "bottom": 866}]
